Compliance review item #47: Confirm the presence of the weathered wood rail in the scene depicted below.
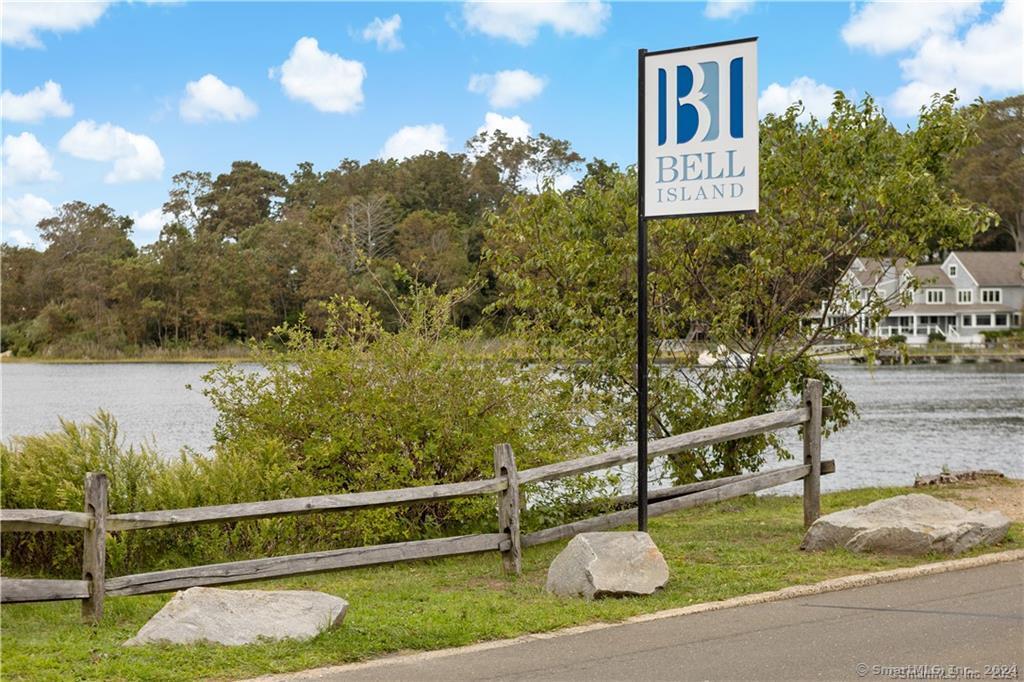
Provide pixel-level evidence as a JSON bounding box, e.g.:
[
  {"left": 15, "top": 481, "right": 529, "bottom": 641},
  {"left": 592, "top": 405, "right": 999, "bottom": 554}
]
[{"left": 1, "top": 379, "right": 829, "bottom": 622}]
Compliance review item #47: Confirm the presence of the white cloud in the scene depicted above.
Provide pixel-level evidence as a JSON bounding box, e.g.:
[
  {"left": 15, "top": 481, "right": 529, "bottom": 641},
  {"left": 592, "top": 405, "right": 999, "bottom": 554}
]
[
  {"left": 272, "top": 37, "right": 366, "bottom": 114},
  {"left": 58, "top": 120, "right": 164, "bottom": 183},
  {"left": 4, "top": 229, "right": 36, "bottom": 247},
  {"left": 468, "top": 69, "right": 546, "bottom": 108},
  {"left": 840, "top": 1, "right": 1023, "bottom": 117},
  {"left": 2, "top": 1, "right": 109, "bottom": 48},
  {"left": 704, "top": 0, "right": 754, "bottom": 20},
  {"left": 179, "top": 74, "right": 258, "bottom": 123},
  {"left": 758, "top": 77, "right": 838, "bottom": 121},
  {"left": 2, "top": 193, "right": 55, "bottom": 244},
  {"left": 379, "top": 124, "right": 449, "bottom": 160},
  {"left": 462, "top": 1, "right": 610, "bottom": 45},
  {"left": 552, "top": 173, "right": 576, "bottom": 192},
  {"left": 131, "top": 207, "right": 172, "bottom": 233},
  {"left": 476, "top": 112, "right": 532, "bottom": 140},
  {"left": 890, "top": 1, "right": 1023, "bottom": 115},
  {"left": 362, "top": 14, "right": 403, "bottom": 51},
  {"left": 841, "top": 1, "right": 982, "bottom": 55},
  {"left": 2, "top": 132, "right": 60, "bottom": 184},
  {"left": 1, "top": 81, "right": 74, "bottom": 123}
]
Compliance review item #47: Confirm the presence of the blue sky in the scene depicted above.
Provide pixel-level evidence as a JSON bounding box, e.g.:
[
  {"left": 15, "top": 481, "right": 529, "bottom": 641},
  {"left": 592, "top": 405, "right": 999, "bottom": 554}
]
[{"left": 2, "top": 1, "right": 1021, "bottom": 247}]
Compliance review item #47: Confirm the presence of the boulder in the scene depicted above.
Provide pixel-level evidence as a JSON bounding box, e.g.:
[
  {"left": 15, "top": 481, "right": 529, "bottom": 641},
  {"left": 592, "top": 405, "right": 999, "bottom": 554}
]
[
  {"left": 546, "top": 531, "right": 669, "bottom": 599},
  {"left": 124, "top": 587, "right": 348, "bottom": 646},
  {"left": 801, "top": 494, "right": 1009, "bottom": 556}
]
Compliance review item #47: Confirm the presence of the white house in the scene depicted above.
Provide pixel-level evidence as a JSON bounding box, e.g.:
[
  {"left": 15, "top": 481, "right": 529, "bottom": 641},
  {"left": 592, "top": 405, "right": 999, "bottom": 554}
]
[{"left": 839, "top": 251, "right": 1024, "bottom": 345}]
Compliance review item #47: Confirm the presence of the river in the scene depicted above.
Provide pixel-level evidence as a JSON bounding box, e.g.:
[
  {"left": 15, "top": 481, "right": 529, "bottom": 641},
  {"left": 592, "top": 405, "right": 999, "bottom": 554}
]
[{"left": 2, "top": 362, "right": 1021, "bottom": 491}]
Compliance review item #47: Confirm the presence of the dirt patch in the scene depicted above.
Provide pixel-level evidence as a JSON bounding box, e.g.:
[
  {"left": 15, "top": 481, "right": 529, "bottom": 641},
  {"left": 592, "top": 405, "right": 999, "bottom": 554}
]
[{"left": 927, "top": 478, "right": 1024, "bottom": 523}]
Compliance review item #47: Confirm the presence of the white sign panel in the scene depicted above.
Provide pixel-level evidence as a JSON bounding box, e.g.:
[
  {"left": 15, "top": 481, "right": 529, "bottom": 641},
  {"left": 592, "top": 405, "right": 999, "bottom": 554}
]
[{"left": 642, "top": 38, "right": 758, "bottom": 218}]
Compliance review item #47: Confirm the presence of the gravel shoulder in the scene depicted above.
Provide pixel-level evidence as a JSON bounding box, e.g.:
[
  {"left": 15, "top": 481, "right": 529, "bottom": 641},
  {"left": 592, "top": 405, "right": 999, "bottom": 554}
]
[{"left": 923, "top": 478, "right": 1024, "bottom": 522}]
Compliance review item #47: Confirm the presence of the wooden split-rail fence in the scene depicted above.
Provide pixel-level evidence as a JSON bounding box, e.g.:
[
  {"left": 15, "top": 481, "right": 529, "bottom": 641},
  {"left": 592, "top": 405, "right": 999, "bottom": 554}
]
[{"left": 0, "top": 379, "right": 831, "bottom": 623}]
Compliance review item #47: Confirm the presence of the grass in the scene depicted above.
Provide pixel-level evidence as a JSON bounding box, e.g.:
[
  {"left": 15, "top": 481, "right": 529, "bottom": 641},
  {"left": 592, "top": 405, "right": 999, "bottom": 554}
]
[{"left": 1, "top": 485, "right": 1019, "bottom": 681}]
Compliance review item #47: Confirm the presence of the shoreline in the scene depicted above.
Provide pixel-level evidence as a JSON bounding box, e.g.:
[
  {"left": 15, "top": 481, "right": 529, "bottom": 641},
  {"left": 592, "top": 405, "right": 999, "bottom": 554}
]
[
  {"left": 5, "top": 355, "right": 1023, "bottom": 366},
  {"left": 0, "top": 355, "right": 253, "bottom": 365}
]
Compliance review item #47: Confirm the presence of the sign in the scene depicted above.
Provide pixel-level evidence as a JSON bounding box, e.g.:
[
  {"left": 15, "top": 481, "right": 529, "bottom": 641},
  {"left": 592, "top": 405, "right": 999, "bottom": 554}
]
[
  {"left": 634, "top": 38, "right": 759, "bottom": 532},
  {"left": 641, "top": 38, "right": 758, "bottom": 218}
]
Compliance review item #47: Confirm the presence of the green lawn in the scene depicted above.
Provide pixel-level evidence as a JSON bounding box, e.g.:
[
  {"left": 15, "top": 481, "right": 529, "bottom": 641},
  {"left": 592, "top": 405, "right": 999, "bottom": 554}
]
[{"left": 2, "top": 485, "right": 1019, "bottom": 681}]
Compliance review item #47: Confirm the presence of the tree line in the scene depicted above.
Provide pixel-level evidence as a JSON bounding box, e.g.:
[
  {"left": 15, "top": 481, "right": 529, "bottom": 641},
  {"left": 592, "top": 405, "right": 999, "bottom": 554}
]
[
  {"left": 1, "top": 131, "right": 587, "bottom": 355},
  {"left": 1, "top": 95, "right": 1019, "bottom": 358}
]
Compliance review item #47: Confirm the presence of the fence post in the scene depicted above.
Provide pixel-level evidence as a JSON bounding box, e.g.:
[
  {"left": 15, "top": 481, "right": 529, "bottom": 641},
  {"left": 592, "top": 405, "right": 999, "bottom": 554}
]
[
  {"left": 82, "top": 472, "right": 108, "bottom": 623},
  {"left": 802, "top": 379, "right": 823, "bottom": 528},
  {"left": 493, "top": 444, "right": 522, "bottom": 575}
]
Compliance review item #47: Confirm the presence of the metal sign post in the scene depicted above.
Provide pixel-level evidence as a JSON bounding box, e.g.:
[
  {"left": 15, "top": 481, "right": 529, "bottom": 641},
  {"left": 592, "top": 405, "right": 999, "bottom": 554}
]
[
  {"left": 636, "top": 38, "right": 759, "bottom": 532},
  {"left": 636, "top": 49, "right": 649, "bottom": 532}
]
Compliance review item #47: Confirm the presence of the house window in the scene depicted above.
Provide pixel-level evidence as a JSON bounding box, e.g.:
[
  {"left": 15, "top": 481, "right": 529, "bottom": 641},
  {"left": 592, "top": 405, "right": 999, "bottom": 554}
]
[
  {"left": 995, "top": 314, "right": 1008, "bottom": 326},
  {"left": 981, "top": 288, "right": 1002, "bottom": 303},
  {"left": 949, "top": 264, "right": 957, "bottom": 277},
  {"left": 976, "top": 314, "right": 992, "bottom": 326},
  {"left": 925, "top": 289, "right": 945, "bottom": 304},
  {"left": 957, "top": 289, "right": 972, "bottom": 303},
  {"left": 962, "top": 314, "right": 973, "bottom": 327}
]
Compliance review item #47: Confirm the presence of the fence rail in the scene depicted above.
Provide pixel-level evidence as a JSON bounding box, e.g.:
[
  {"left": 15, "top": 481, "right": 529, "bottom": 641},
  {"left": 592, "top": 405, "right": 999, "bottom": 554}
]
[
  {"left": 105, "top": 477, "right": 509, "bottom": 531},
  {"left": 0, "top": 510, "right": 93, "bottom": 532},
  {"left": 1, "top": 379, "right": 829, "bottom": 622}
]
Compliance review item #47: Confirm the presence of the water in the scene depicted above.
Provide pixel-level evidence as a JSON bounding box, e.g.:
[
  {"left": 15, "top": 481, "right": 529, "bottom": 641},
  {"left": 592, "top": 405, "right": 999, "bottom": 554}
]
[
  {"left": 1, "top": 363, "right": 231, "bottom": 456},
  {"left": 772, "top": 364, "right": 1024, "bottom": 493},
  {"left": 2, "top": 362, "right": 1022, "bottom": 490}
]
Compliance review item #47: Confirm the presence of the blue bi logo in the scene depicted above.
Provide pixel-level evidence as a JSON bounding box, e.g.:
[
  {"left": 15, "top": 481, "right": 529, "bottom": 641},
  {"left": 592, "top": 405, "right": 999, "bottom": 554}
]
[{"left": 657, "top": 57, "right": 745, "bottom": 145}]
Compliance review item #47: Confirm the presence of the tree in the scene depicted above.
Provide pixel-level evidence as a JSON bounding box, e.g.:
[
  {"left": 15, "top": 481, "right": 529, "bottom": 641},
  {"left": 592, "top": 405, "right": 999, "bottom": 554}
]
[
  {"left": 392, "top": 152, "right": 479, "bottom": 224},
  {"left": 394, "top": 210, "right": 470, "bottom": 292},
  {"left": 0, "top": 245, "right": 46, "bottom": 323},
  {"left": 571, "top": 158, "right": 622, "bottom": 194},
  {"left": 952, "top": 95, "right": 1024, "bottom": 251},
  {"left": 162, "top": 171, "right": 213, "bottom": 233},
  {"left": 32, "top": 202, "right": 137, "bottom": 350},
  {"left": 196, "top": 161, "right": 287, "bottom": 239},
  {"left": 486, "top": 93, "right": 991, "bottom": 483},
  {"left": 467, "top": 130, "right": 582, "bottom": 194},
  {"left": 332, "top": 195, "right": 398, "bottom": 269}
]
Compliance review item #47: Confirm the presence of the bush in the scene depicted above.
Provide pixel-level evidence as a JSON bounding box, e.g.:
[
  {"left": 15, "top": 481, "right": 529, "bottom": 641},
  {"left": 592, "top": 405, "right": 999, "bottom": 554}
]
[
  {"left": 202, "top": 285, "right": 605, "bottom": 546},
  {"left": 1, "top": 285, "right": 605, "bottom": 576},
  {"left": 1, "top": 413, "right": 169, "bottom": 574},
  {"left": 928, "top": 331, "right": 946, "bottom": 344},
  {"left": 982, "top": 329, "right": 1024, "bottom": 344}
]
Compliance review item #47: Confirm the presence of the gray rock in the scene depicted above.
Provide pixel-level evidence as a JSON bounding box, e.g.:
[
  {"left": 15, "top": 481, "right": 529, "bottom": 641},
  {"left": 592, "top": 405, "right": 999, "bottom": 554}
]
[
  {"left": 546, "top": 531, "right": 669, "bottom": 599},
  {"left": 801, "top": 494, "right": 1009, "bottom": 556},
  {"left": 124, "top": 587, "right": 347, "bottom": 646}
]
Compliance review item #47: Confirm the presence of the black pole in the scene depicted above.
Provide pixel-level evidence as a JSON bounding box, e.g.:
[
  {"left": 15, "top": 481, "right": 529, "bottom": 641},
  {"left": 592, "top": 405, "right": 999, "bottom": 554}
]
[{"left": 636, "top": 48, "right": 649, "bottom": 533}]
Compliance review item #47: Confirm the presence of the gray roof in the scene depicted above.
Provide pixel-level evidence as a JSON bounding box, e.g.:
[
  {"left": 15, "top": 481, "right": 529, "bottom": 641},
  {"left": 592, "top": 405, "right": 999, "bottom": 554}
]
[
  {"left": 912, "top": 264, "right": 953, "bottom": 287},
  {"left": 851, "top": 258, "right": 908, "bottom": 286},
  {"left": 950, "top": 251, "right": 1024, "bottom": 286}
]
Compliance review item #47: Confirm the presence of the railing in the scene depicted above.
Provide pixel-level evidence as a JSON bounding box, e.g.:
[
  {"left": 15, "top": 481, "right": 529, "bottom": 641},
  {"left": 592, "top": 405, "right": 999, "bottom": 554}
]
[{"left": 0, "top": 379, "right": 830, "bottom": 623}]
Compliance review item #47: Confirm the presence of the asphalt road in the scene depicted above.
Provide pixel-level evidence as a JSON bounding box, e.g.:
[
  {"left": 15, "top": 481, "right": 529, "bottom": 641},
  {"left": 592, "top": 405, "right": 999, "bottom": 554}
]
[{"left": 295, "top": 561, "right": 1024, "bottom": 682}]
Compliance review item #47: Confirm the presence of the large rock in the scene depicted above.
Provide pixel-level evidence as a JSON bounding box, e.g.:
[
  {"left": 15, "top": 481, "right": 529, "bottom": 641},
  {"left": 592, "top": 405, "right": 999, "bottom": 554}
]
[
  {"left": 546, "top": 531, "right": 669, "bottom": 599},
  {"left": 801, "top": 494, "right": 1009, "bottom": 556},
  {"left": 124, "top": 587, "right": 348, "bottom": 646}
]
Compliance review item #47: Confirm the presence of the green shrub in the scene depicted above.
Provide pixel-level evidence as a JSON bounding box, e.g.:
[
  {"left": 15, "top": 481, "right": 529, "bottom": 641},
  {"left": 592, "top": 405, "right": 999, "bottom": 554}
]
[
  {"left": 202, "top": 285, "right": 605, "bottom": 545},
  {"left": 1, "top": 413, "right": 169, "bottom": 574},
  {"left": 1, "top": 285, "right": 605, "bottom": 576},
  {"left": 982, "top": 329, "right": 1024, "bottom": 344}
]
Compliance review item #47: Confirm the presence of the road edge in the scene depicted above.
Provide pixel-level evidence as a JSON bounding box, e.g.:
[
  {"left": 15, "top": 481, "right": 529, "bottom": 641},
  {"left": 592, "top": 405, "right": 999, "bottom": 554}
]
[{"left": 252, "top": 548, "right": 1024, "bottom": 681}]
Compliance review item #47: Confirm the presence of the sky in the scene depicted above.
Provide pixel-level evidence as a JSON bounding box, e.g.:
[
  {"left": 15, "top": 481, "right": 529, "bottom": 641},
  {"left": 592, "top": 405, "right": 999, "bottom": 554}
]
[{"left": 2, "top": 0, "right": 1022, "bottom": 248}]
